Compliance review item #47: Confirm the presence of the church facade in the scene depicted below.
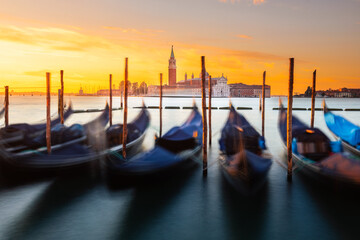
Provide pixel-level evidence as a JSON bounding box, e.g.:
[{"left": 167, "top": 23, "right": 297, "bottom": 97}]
[{"left": 147, "top": 46, "right": 270, "bottom": 97}]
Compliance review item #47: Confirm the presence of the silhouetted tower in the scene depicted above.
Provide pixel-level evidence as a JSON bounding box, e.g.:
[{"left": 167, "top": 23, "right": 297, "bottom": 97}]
[
  {"left": 185, "top": 72, "right": 187, "bottom": 81},
  {"left": 168, "top": 45, "right": 177, "bottom": 86}
]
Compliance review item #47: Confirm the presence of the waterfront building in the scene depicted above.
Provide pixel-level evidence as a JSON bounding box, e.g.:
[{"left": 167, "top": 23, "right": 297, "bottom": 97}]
[{"left": 229, "top": 83, "right": 271, "bottom": 98}]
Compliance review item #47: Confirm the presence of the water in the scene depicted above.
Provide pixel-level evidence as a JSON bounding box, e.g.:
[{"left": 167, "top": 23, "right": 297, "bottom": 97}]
[{"left": 0, "top": 96, "right": 360, "bottom": 240}]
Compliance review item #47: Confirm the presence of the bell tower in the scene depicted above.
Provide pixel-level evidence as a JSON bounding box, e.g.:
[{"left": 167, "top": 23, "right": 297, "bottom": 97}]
[{"left": 168, "top": 45, "right": 177, "bottom": 86}]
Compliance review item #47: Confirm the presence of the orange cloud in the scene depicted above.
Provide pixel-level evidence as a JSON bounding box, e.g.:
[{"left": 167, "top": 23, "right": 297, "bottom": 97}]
[
  {"left": 0, "top": 25, "right": 111, "bottom": 52},
  {"left": 236, "top": 34, "right": 253, "bottom": 40},
  {"left": 253, "top": 0, "right": 266, "bottom": 5}
]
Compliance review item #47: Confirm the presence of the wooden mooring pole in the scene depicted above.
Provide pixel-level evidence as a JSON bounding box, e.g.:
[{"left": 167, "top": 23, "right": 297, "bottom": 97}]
[
  {"left": 60, "top": 70, "right": 64, "bottom": 124},
  {"left": 310, "top": 70, "right": 317, "bottom": 128},
  {"left": 262, "top": 71, "right": 266, "bottom": 137},
  {"left": 122, "top": 58, "right": 128, "bottom": 158},
  {"left": 58, "top": 89, "right": 61, "bottom": 115},
  {"left": 259, "top": 93, "right": 262, "bottom": 111},
  {"left": 287, "top": 58, "right": 294, "bottom": 181},
  {"left": 208, "top": 75, "right": 212, "bottom": 146},
  {"left": 109, "top": 74, "right": 113, "bottom": 126},
  {"left": 201, "top": 56, "right": 208, "bottom": 176},
  {"left": 4, "top": 86, "right": 9, "bottom": 126},
  {"left": 46, "top": 72, "right": 51, "bottom": 154},
  {"left": 120, "top": 83, "right": 123, "bottom": 108},
  {"left": 159, "top": 73, "right": 163, "bottom": 137}
]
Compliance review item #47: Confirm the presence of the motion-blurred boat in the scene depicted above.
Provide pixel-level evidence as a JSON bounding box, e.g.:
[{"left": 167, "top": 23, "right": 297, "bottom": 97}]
[
  {"left": 106, "top": 105, "right": 150, "bottom": 157},
  {"left": 278, "top": 102, "right": 360, "bottom": 187},
  {"left": 323, "top": 101, "right": 360, "bottom": 156},
  {"left": 0, "top": 104, "right": 73, "bottom": 146},
  {"left": 0, "top": 104, "right": 150, "bottom": 171},
  {"left": 106, "top": 105, "right": 202, "bottom": 180},
  {"left": 0, "top": 104, "right": 109, "bottom": 170},
  {"left": 219, "top": 105, "right": 272, "bottom": 195}
]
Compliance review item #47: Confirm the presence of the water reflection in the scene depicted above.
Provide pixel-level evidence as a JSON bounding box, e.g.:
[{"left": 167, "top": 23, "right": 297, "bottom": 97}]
[
  {"left": 112, "top": 166, "right": 198, "bottom": 239},
  {"left": 3, "top": 172, "right": 99, "bottom": 239}
]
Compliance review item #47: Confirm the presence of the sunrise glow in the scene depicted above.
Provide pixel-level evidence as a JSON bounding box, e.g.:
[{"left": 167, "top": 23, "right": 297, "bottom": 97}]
[{"left": 0, "top": 0, "right": 359, "bottom": 95}]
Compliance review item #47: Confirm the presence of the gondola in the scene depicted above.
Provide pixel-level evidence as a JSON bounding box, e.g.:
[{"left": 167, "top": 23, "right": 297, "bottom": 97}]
[
  {"left": 0, "top": 104, "right": 150, "bottom": 172},
  {"left": 106, "top": 106, "right": 150, "bottom": 157},
  {"left": 106, "top": 105, "right": 202, "bottom": 180},
  {"left": 323, "top": 101, "right": 360, "bottom": 156},
  {"left": 219, "top": 105, "right": 272, "bottom": 195},
  {"left": 0, "top": 104, "right": 73, "bottom": 146},
  {"left": 278, "top": 101, "right": 360, "bottom": 187},
  {"left": 0, "top": 105, "right": 109, "bottom": 170}
]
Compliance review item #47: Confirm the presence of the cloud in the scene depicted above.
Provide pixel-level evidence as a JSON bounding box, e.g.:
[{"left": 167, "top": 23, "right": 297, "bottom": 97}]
[
  {"left": 103, "top": 26, "right": 164, "bottom": 36},
  {"left": 218, "top": 0, "right": 266, "bottom": 5},
  {"left": 24, "top": 70, "right": 85, "bottom": 80},
  {"left": 0, "top": 25, "right": 111, "bottom": 52},
  {"left": 175, "top": 42, "right": 285, "bottom": 61},
  {"left": 236, "top": 34, "right": 253, "bottom": 39},
  {"left": 252, "top": 0, "right": 266, "bottom": 5}
]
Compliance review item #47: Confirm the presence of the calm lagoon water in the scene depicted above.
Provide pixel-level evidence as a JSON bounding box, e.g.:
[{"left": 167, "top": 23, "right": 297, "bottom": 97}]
[{"left": 0, "top": 96, "right": 360, "bottom": 240}]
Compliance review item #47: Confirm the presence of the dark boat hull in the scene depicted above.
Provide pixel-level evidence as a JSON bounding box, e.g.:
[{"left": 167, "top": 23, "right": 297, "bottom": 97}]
[
  {"left": 219, "top": 151, "right": 271, "bottom": 196},
  {"left": 106, "top": 145, "right": 201, "bottom": 186},
  {"left": 279, "top": 104, "right": 360, "bottom": 189}
]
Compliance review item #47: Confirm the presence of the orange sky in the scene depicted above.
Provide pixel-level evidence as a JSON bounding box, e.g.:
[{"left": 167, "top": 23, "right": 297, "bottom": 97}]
[{"left": 0, "top": 0, "right": 359, "bottom": 95}]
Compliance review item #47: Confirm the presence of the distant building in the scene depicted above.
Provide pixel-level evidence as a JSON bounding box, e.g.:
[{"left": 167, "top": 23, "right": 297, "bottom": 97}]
[
  {"left": 315, "top": 88, "right": 360, "bottom": 98},
  {"left": 213, "top": 75, "right": 230, "bottom": 97},
  {"left": 147, "top": 45, "right": 271, "bottom": 97},
  {"left": 97, "top": 89, "right": 121, "bottom": 96},
  {"left": 79, "top": 87, "right": 84, "bottom": 95},
  {"left": 229, "top": 83, "right": 271, "bottom": 98},
  {"left": 168, "top": 45, "right": 176, "bottom": 86}
]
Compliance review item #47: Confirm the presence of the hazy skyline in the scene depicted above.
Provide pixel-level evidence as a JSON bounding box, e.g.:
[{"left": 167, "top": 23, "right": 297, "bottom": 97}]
[{"left": 0, "top": 0, "right": 359, "bottom": 95}]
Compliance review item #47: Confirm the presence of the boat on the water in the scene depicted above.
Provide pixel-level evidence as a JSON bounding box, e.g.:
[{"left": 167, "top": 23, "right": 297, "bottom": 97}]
[
  {"left": 106, "top": 105, "right": 150, "bottom": 158},
  {"left": 0, "top": 104, "right": 73, "bottom": 146},
  {"left": 278, "top": 102, "right": 360, "bottom": 187},
  {"left": 219, "top": 105, "right": 272, "bottom": 195},
  {"left": 0, "top": 104, "right": 109, "bottom": 170},
  {"left": 0, "top": 104, "right": 150, "bottom": 171},
  {"left": 106, "top": 105, "right": 202, "bottom": 181},
  {"left": 323, "top": 101, "right": 360, "bottom": 156}
]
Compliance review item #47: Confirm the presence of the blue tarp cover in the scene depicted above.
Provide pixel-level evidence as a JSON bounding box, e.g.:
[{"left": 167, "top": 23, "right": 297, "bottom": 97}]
[
  {"left": 112, "top": 146, "right": 183, "bottom": 173},
  {"left": 219, "top": 105, "right": 262, "bottom": 154},
  {"left": 219, "top": 105, "right": 272, "bottom": 176},
  {"left": 162, "top": 108, "right": 203, "bottom": 144},
  {"left": 325, "top": 111, "right": 360, "bottom": 148},
  {"left": 110, "top": 108, "right": 202, "bottom": 173}
]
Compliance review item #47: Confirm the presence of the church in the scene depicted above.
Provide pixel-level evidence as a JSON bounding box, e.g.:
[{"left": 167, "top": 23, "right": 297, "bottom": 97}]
[{"left": 147, "top": 46, "right": 270, "bottom": 98}]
